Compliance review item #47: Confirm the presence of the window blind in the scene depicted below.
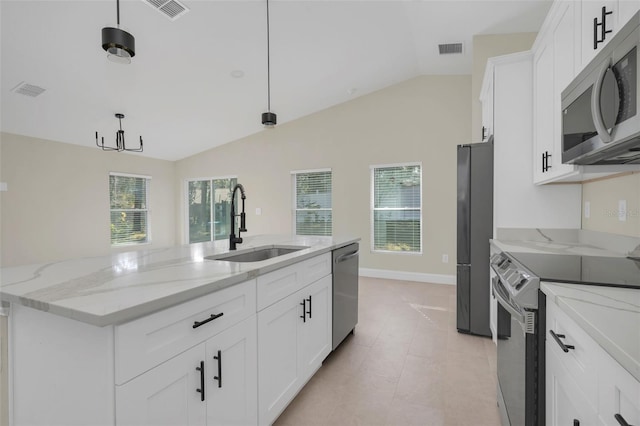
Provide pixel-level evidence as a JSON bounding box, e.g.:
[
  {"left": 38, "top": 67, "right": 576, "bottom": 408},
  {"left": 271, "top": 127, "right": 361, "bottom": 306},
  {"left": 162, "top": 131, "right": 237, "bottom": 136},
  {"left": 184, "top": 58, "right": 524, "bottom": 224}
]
[
  {"left": 109, "top": 174, "right": 149, "bottom": 245},
  {"left": 294, "top": 171, "right": 332, "bottom": 236},
  {"left": 372, "top": 165, "right": 421, "bottom": 252}
]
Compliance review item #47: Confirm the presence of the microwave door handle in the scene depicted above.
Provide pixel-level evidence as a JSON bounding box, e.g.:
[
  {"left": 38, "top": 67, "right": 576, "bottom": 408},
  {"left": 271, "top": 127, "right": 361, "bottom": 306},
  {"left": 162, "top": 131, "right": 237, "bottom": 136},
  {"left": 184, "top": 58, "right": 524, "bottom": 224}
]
[{"left": 591, "top": 58, "right": 613, "bottom": 144}]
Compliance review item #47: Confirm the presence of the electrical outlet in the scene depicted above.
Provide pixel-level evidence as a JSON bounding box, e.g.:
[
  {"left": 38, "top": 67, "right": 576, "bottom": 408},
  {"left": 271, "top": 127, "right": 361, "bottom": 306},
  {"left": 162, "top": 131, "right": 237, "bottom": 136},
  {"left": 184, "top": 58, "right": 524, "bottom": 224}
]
[
  {"left": 0, "top": 182, "right": 7, "bottom": 192},
  {"left": 255, "top": 207, "right": 262, "bottom": 216},
  {"left": 442, "top": 254, "right": 449, "bottom": 263},
  {"left": 584, "top": 201, "right": 590, "bottom": 219},
  {"left": 619, "top": 200, "right": 627, "bottom": 222}
]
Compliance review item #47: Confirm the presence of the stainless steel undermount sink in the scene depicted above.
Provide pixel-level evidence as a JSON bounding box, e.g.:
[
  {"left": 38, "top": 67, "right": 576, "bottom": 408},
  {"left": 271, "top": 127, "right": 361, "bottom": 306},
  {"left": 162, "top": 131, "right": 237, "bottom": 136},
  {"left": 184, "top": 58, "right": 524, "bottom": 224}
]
[{"left": 205, "top": 246, "right": 308, "bottom": 263}]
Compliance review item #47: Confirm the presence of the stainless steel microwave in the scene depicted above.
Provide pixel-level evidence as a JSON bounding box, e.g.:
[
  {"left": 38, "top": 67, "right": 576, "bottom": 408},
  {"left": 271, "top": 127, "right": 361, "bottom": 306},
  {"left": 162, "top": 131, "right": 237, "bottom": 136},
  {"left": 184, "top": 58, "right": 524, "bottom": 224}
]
[{"left": 561, "top": 11, "right": 640, "bottom": 165}]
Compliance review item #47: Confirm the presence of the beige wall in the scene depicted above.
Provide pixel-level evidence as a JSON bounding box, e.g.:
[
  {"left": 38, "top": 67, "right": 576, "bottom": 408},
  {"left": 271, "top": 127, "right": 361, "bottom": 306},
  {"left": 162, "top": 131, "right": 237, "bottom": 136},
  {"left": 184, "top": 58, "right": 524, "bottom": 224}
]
[
  {"left": 472, "top": 33, "right": 537, "bottom": 143},
  {"left": 582, "top": 173, "right": 640, "bottom": 237},
  {"left": 0, "top": 133, "right": 176, "bottom": 267},
  {"left": 176, "top": 75, "right": 471, "bottom": 276}
]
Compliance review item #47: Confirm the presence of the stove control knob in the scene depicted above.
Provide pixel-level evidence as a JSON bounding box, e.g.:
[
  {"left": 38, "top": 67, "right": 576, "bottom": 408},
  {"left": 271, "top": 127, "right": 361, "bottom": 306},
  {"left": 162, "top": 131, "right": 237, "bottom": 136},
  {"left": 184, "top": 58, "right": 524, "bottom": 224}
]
[{"left": 515, "top": 277, "right": 528, "bottom": 290}]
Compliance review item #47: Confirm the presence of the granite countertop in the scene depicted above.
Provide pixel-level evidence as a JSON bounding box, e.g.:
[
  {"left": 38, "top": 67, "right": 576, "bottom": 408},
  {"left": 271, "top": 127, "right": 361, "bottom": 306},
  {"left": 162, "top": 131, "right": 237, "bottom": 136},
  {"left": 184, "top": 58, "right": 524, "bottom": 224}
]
[
  {"left": 541, "top": 282, "right": 640, "bottom": 382},
  {"left": 0, "top": 235, "right": 359, "bottom": 327}
]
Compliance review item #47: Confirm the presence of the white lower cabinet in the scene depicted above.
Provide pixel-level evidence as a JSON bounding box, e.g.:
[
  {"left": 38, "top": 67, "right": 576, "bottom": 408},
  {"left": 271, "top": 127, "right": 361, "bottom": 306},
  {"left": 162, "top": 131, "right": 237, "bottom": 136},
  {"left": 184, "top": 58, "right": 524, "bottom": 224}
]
[
  {"left": 546, "top": 294, "right": 640, "bottom": 426},
  {"left": 116, "top": 344, "right": 207, "bottom": 426},
  {"left": 116, "top": 316, "right": 257, "bottom": 426},
  {"left": 598, "top": 348, "right": 640, "bottom": 426},
  {"left": 9, "top": 253, "right": 336, "bottom": 426},
  {"left": 258, "top": 275, "right": 332, "bottom": 425},
  {"left": 546, "top": 339, "right": 599, "bottom": 426}
]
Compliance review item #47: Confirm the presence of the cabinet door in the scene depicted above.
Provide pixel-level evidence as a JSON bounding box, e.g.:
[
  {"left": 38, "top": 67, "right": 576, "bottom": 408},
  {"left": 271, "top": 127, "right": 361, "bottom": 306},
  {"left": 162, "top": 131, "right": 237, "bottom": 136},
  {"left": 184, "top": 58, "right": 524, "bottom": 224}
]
[
  {"left": 116, "top": 344, "right": 207, "bottom": 426},
  {"left": 597, "top": 347, "right": 640, "bottom": 426},
  {"left": 481, "top": 72, "right": 494, "bottom": 141},
  {"left": 533, "top": 40, "right": 555, "bottom": 183},
  {"left": 581, "top": 0, "right": 618, "bottom": 67},
  {"left": 298, "top": 275, "right": 332, "bottom": 378},
  {"left": 206, "top": 316, "right": 257, "bottom": 426},
  {"left": 257, "top": 291, "right": 302, "bottom": 425},
  {"left": 551, "top": 0, "right": 580, "bottom": 179},
  {"left": 618, "top": 1, "right": 640, "bottom": 28},
  {"left": 546, "top": 344, "right": 599, "bottom": 426}
]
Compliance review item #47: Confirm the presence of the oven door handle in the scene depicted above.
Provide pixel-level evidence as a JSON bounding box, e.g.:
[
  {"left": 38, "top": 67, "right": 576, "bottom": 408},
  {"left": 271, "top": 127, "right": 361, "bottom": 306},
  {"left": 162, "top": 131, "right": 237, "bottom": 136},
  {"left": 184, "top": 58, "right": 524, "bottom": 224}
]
[{"left": 492, "top": 280, "right": 525, "bottom": 324}]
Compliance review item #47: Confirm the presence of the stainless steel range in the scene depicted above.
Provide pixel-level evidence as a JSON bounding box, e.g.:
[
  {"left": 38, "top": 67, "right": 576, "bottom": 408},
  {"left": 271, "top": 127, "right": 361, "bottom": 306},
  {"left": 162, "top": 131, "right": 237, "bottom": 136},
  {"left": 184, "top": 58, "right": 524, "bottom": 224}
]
[
  {"left": 490, "top": 249, "right": 543, "bottom": 426},
  {"left": 490, "top": 244, "right": 640, "bottom": 426}
]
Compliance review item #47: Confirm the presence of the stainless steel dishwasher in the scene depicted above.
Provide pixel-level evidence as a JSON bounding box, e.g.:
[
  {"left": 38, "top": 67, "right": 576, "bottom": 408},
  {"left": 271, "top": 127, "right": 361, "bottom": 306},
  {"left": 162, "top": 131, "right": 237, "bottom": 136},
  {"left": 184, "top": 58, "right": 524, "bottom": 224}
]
[{"left": 332, "top": 243, "right": 359, "bottom": 350}]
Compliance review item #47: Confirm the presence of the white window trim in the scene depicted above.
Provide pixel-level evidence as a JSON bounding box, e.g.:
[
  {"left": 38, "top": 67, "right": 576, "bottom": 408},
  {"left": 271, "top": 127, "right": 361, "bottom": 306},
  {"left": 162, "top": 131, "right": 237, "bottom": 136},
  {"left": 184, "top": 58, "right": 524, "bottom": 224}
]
[
  {"left": 370, "top": 162, "right": 423, "bottom": 255},
  {"left": 184, "top": 176, "right": 238, "bottom": 245},
  {"left": 291, "top": 169, "right": 332, "bottom": 236},
  {"left": 109, "top": 172, "right": 152, "bottom": 247}
]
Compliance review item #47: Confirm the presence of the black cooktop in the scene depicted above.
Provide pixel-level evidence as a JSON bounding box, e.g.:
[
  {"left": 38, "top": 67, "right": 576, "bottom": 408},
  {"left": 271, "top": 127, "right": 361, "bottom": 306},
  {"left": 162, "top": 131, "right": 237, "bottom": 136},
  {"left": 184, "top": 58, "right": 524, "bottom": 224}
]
[{"left": 507, "top": 252, "right": 640, "bottom": 289}]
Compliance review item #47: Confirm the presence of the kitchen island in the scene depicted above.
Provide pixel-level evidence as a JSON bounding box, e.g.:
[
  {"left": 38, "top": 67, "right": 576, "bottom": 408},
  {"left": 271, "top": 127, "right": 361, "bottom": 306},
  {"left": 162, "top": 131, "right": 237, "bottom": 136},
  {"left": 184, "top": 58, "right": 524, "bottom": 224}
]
[{"left": 1, "top": 234, "right": 359, "bottom": 426}]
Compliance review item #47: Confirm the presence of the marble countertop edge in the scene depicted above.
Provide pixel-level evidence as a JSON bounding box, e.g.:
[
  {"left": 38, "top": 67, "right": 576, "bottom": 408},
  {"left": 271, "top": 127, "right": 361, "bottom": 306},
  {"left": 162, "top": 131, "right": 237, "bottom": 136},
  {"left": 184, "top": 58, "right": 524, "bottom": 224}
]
[{"left": 1, "top": 235, "right": 361, "bottom": 327}]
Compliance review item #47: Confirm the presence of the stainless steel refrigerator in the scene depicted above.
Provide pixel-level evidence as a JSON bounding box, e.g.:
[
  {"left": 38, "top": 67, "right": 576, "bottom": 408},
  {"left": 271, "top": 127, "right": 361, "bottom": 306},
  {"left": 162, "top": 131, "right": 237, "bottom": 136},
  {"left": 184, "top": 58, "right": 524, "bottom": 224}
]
[{"left": 456, "top": 138, "right": 493, "bottom": 337}]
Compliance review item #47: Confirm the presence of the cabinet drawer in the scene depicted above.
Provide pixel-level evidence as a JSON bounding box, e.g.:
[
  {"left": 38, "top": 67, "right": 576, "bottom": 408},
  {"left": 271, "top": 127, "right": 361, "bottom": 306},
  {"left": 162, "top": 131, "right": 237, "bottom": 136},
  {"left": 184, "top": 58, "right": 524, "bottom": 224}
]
[
  {"left": 257, "top": 253, "right": 331, "bottom": 311},
  {"left": 546, "top": 300, "right": 600, "bottom": 405},
  {"left": 115, "top": 279, "right": 256, "bottom": 385},
  {"left": 598, "top": 348, "right": 640, "bottom": 426}
]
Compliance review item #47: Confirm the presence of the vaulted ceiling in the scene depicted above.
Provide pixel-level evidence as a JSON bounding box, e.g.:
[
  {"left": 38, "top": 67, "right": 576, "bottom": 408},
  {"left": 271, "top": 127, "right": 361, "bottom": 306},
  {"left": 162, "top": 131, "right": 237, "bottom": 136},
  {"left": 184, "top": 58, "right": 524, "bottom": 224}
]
[{"left": 1, "top": 0, "right": 551, "bottom": 160}]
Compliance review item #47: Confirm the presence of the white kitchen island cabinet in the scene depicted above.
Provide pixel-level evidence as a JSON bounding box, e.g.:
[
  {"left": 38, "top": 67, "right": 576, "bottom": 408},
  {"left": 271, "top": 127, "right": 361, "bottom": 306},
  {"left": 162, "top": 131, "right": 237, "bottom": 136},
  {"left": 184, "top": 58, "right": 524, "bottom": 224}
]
[
  {"left": 10, "top": 278, "right": 258, "bottom": 426},
  {"left": 116, "top": 316, "right": 258, "bottom": 426},
  {"left": 2, "top": 235, "right": 359, "bottom": 426},
  {"left": 257, "top": 268, "right": 332, "bottom": 425}
]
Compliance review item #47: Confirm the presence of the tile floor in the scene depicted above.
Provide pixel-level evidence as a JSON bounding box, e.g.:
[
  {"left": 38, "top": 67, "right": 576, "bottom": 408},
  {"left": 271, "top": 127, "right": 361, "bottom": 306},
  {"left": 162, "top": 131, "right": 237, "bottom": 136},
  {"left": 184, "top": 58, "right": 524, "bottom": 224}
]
[{"left": 274, "top": 276, "right": 500, "bottom": 426}]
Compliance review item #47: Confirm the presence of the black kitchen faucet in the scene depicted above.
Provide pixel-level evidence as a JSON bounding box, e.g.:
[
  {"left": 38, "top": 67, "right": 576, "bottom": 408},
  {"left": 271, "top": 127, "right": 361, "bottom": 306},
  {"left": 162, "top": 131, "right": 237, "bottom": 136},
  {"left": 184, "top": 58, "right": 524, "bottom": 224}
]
[{"left": 229, "top": 183, "right": 247, "bottom": 250}]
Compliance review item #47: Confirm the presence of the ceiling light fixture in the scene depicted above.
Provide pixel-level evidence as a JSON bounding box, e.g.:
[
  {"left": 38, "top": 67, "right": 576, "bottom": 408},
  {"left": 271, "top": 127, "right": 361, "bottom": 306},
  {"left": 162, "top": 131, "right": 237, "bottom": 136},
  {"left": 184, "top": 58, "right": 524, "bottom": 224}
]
[
  {"left": 261, "top": 0, "right": 276, "bottom": 127},
  {"left": 102, "top": 0, "right": 136, "bottom": 64},
  {"left": 96, "top": 113, "right": 143, "bottom": 152}
]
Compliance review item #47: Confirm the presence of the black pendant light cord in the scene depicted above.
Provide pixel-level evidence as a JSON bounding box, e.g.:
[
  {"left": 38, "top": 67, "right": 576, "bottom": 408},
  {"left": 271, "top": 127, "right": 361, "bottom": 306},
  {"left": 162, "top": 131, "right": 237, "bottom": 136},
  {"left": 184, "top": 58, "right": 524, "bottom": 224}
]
[
  {"left": 116, "top": 0, "right": 121, "bottom": 28},
  {"left": 266, "top": 0, "right": 271, "bottom": 112}
]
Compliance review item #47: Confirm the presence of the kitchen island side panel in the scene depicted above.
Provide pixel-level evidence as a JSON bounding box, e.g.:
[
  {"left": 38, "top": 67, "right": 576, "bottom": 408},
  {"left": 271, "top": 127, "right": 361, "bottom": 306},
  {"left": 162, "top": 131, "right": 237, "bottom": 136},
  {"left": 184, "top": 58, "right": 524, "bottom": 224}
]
[{"left": 10, "top": 304, "right": 114, "bottom": 425}]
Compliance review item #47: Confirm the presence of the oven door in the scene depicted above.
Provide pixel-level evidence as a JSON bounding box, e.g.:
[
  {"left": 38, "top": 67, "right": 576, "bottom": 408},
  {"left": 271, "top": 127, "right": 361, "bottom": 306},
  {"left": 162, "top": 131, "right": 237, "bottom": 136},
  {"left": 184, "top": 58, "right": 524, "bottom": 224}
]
[{"left": 494, "top": 278, "right": 537, "bottom": 426}]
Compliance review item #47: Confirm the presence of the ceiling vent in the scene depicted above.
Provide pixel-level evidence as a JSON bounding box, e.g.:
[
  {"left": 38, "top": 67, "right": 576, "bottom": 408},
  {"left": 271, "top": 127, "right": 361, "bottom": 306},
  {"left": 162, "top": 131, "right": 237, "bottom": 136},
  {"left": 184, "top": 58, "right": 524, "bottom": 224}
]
[
  {"left": 143, "top": 0, "right": 189, "bottom": 21},
  {"left": 11, "top": 82, "right": 46, "bottom": 98},
  {"left": 438, "top": 43, "right": 464, "bottom": 55}
]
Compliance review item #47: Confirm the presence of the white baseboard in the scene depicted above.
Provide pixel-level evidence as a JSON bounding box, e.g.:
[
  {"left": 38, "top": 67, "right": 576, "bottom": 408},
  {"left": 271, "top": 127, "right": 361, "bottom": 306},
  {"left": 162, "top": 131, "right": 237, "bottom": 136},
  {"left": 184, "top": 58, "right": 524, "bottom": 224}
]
[{"left": 359, "top": 268, "right": 456, "bottom": 285}]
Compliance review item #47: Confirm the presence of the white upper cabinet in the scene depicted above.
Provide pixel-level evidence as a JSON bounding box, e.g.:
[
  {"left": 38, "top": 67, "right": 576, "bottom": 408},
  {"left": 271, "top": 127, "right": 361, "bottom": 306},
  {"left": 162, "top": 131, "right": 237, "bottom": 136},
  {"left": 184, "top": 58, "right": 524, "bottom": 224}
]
[
  {"left": 581, "top": 0, "right": 618, "bottom": 67},
  {"left": 531, "top": 0, "right": 640, "bottom": 184},
  {"left": 533, "top": 1, "right": 582, "bottom": 184},
  {"left": 618, "top": 0, "right": 640, "bottom": 27}
]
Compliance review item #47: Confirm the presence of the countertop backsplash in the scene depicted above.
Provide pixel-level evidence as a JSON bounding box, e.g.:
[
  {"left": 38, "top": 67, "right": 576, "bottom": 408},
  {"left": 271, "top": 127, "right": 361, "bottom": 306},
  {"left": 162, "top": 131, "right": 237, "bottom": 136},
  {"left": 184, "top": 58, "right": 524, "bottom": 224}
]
[{"left": 495, "top": 228, "right": 640, "bottom": 256}]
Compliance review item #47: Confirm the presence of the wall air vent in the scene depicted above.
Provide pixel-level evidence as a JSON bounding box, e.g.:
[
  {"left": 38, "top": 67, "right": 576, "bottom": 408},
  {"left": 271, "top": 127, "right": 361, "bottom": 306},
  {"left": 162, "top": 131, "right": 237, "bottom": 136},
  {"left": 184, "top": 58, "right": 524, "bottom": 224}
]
[
  {"left": 438, "top": 43, "right": 464, "bottom": 55},
  {"left": 142, "top": 0, "right": 189, "bottom": 21},
  {"left": 11, "top": 82, "right": 46, "bottom": 97}
]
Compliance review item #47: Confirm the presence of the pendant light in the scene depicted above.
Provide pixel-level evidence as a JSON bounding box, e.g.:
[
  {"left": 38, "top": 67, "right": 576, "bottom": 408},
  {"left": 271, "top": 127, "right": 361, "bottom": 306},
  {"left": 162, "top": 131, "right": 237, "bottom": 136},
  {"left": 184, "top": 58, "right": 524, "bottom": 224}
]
[
  {"left": 96, "top": 113, "right": 143, "bottom": 152},
  {"left": 261, "top": 0, "right": 277, "bottom": 127},
  {"left": 102, "top": 0, "right": 135, "bottom": 64}
]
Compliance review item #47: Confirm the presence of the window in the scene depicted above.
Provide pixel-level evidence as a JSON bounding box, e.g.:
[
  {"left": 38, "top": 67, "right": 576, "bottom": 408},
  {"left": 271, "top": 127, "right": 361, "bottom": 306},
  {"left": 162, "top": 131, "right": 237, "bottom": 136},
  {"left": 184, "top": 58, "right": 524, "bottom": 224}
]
[
  {"left": 371, "top": 163, "right": 422, "bottom": 253},
  {"left": 292, "top": 169, "right": 332, "bottom": 236},
  {"left": 187, "top": 177, "right": 237, "bottom": 244},
  {"left": 109, "top": 173, "right": 150, "bottom": 246}
]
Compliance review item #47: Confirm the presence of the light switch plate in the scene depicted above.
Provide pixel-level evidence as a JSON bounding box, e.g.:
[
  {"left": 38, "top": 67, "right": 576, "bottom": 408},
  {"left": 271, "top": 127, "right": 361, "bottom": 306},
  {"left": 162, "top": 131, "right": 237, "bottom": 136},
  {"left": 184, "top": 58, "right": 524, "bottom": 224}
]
[
  {"left": 255, "top": 207, "right": 262, "bottom": 216},
  {"left": 584, "top": 201, "right": 590, "bottom": 218},
  {"left": 619, "top": 200, "right": 627, "bottom": 222},
  {"left": 0, "top": 182, "right": 7, "bottom": 192}
]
